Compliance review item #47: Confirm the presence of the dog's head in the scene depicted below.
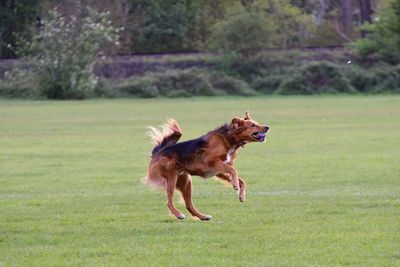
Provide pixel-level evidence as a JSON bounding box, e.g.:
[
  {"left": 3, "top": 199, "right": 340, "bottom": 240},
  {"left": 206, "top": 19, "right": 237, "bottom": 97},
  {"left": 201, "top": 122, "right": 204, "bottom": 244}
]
[{"left": 230, "top": 111, "right": 269, "bottom": 143}]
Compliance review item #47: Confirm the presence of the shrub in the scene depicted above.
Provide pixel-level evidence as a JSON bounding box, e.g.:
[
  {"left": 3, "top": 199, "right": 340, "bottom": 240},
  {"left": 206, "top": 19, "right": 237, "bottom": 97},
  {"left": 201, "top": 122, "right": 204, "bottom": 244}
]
[
  {"left": 277, "top": 61, "right": 355, "bottom": 94},
  {"left": 346, "top": 64, "right": 400, "bottom": 93},
  {"left": 93, "top": 78, "right": 116, "bottom": 98},
  {"left": 345, "top": 66, "right": 377, "bottom": 92},
  {"left": 135, "top": 0, "right": 209, "bottom": 53},
  {"left": 16, "top": 8, "right": 120, "bottom": 99},
  {"left": 210, "top": 3, "right": 275, "bottom": 55},
  {"left": 209, "top": 73, "right": 257, "bottom": 96},
  {"left": 114, "top": 77, "right": 160, "bottom": 98},
  {"left": 371, "top": 65, "right": 400, "bottom": 92},
  {"left": 231, "top": 52, "right": 298, "bottom": 81},
  {"left": 251, "top": 75, "right": 284, "bottom": 94},
  {"left": 0, "top": 69, "right": 37, "bottom": 98},
  {"left": 276, "top": 75, "right": 315, "bottom": 95},
  {"left": 153, "top": 69, "right": 216, "bottom": 96},
  {"left": 166, "top": 89, "right": 192, "bottom": 98},
  {"left": 112, "top": 69, "right": 216, "bottom": 98},
  {"left": 352, "top": 0, "right": 400, "bottom": 61}
]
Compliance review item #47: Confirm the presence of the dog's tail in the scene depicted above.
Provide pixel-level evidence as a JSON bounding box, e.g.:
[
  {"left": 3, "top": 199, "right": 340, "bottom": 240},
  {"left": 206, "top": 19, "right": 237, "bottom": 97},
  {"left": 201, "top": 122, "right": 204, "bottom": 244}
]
[{"left": 147, "top": 118, "right": 182, "bottom": 155}]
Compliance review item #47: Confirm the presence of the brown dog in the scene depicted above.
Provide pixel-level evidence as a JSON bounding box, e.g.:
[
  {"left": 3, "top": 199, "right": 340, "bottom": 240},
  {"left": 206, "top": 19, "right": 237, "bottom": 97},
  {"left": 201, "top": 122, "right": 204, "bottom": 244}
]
[{"left": 144, "top": 112, "right": 269, "bottom": 220}]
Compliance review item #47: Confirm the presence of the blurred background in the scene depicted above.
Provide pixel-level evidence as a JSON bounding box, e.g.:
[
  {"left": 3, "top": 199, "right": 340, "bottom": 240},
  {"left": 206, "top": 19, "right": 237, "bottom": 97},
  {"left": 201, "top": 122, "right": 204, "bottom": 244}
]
[{"left": 0, "top": 0, "right": 399, "bottom": 99}]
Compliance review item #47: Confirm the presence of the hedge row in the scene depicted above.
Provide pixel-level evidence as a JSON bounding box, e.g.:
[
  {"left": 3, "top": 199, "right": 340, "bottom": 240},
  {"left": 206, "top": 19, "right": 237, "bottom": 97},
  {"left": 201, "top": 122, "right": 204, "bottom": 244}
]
[{"left": 1, "top": 51, "right": 400, "bottom": 98}]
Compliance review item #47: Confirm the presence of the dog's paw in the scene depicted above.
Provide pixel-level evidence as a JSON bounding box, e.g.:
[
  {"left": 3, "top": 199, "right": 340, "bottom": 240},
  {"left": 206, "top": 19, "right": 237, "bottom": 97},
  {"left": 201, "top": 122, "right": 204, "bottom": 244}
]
[
  {"left": 232, "top": 184, "right": 239, "bottom": 191},
  {"left": 239, "top": 191, "right": 246, "bottom": 202},
  {"left": 177, "top": 213, "right": 186, "bottom": 220},
  {"left": 201, "top": 215, "right": 212, "bottom": 221}
]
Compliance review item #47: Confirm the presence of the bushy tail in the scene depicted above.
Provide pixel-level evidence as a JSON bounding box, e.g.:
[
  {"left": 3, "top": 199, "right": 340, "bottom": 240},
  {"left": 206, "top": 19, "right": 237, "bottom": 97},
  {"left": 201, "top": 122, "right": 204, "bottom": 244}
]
[{"left": 147, "top": 119, "right": 182, "bottom": 155}]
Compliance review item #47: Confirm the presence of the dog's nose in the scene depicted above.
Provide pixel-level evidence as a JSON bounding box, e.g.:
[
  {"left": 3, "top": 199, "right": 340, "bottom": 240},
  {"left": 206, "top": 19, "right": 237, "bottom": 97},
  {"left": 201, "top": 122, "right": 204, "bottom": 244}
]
[{"left": 264, "top": 126, "right": 270, "bottom": 132}]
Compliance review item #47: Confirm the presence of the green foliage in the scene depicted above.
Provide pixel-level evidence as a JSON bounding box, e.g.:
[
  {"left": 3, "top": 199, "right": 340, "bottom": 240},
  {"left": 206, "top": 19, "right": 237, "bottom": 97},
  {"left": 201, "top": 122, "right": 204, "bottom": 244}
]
[
  {"left": 209, "top": 72, "right": 257, "bottom": 96},
  {"left": 112, "top": 69, "right": 216, "bottom": 98},
  {"left": 278, "top": 61, "right": 355, "bottom": 94},
  {"left": 0, "top": 0, "right": 40, "bottom": 57},
  {"left": 110, "top": 68, "right": 257, "bottom": 98},
  {"left": 345, "top": 66, "right": 377, "bottom": 92},
  {"left": 352, "top": 0, "right": 400, "bottom": 60},
  {"left": 17, "top": 8, "right": 120, "bottom": 99},
  {"left": 152, "top": 69, "right": 215, "bottom": 96},
  {"left": 135, "top": 0, "right": 209, "bottom": 53},
  {"left": 345, "top": 64, "right": 400, "bottom": 93},
  {"left": 258, "top": 0, "right": 316, "bottom": 48},
  {"left": 113, "top": 77, "right": 160, "bottom": 98},
  {"left": 304, "top": 20, "right": 346, "bottom": 47},
  {"left": 3, "top": 50, "right": 400, "bottom": 98},
  {"left": 251, "top": 75, "right": 285, "bottom": 94},
  {"left": 0, "top": 68, "right": 37, "bottom": 98},
  {"left": 210, "top": 3, "right": 275, "bottom": 54},
  {"left": 228, "top": 52, "right": 299, "bottom": 81}
]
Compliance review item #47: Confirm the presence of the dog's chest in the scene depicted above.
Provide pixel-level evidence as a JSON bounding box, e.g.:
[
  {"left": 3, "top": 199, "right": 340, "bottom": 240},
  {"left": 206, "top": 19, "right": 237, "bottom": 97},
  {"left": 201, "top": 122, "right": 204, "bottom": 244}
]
[{"left": 223, "top": 149, "right": 235, "bottom": 164}]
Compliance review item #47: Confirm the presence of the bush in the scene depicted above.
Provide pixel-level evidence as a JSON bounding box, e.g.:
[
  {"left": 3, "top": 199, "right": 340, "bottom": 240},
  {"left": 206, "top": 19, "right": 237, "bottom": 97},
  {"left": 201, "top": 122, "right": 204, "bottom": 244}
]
[
  {"left": 346, "top": 64, "right": 400, "bottom": 93},
  {"left": 154, "top": 69, "right": 215, "bottom": 96},
  {"left": 345, "top": 66, "right": 377, "bottom": 92},
  {"left": 135, "top": 0, "right": 209, "bottom": 53},
  {"left": 251, "top": 75, "right": 284, "bottom": 94},
  {"left": 371, "top": 65, "right": 400, "bottom": 93},
  {"left": 210, "top": 3, "right": 275, "bottom": 55},
  {"left": 352, "top": 0, "right": 400, "bottom": 61},
  {"left": 0, "top": 69, "right": 37, "bottom": 98},
  {"left": 277, "top": 61, "right": 355, "bottom": 94},
  {"left": 16, "top": 8, "right": 120, "bottom": 99},
  {"left": 209, "top": 73, "right": 256, "bottom": 96},
  {"left": 114, "top": 77, "right": 159, "bottom": 98},
  {"left": 230, "top": 52, "right": 298, "bottom": 81},
  {"left": 110, "top": 68, "right": 260, "bottom": 98},
  {"left": 112, "top": 69, "right": 216, "bottom": 98}
]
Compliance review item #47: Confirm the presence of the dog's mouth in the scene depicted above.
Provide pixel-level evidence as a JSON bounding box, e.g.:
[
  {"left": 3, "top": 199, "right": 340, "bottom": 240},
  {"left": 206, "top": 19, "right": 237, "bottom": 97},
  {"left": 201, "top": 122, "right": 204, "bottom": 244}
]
[{"left": 252, "top": 131, "right": 268, "bottom": 142}]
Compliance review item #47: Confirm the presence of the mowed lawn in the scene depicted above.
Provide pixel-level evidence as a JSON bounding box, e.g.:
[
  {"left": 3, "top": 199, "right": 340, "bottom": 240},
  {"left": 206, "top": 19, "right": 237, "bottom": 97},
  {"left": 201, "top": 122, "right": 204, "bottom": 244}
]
[{"left": 0, "top": 96, "right": 399, "bottom": 266}]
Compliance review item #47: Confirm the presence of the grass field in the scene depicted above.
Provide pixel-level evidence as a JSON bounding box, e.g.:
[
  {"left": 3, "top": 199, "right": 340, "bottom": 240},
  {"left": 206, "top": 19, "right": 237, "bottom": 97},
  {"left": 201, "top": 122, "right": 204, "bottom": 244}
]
[{"left": 0, "top": 96, "right": 399, "bottom": 266}]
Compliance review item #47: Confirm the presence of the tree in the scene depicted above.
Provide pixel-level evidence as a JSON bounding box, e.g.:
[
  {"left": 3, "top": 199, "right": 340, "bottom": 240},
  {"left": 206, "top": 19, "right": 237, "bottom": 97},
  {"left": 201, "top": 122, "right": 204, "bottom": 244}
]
[
  {"left": 352, "top": 0, "right": 400, "bottom": 60},
  {"left": 341, "top": 0, "right": 352, "bottom": 36},
  {"left": 134, "top": 0, "right": 209, "bottom": 53},
  {"left": 0, "top": 0, "right": 40, "bottom": 58},
  {"left": 210, "top": 3, "right": 275, "bottom": 54},
  {"left": 17, "top": 7, "right": 120, "bottom": 99},
  {"left": 261, "top": 0, "right": 315, "bottom": 49}
]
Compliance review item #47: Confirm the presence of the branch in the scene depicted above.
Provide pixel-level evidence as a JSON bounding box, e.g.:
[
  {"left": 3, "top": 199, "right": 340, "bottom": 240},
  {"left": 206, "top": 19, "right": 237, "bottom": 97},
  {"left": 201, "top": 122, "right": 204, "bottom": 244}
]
[{"left": 333, "top": 16, "right": 352, "bottom": 42}]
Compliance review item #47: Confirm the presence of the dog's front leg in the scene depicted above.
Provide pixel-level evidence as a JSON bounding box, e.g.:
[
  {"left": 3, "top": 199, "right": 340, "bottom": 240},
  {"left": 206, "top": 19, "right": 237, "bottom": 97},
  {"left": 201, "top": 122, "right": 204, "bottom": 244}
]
[
  {"left": 216, "top": 174, "right": 246, "bottom": 202},
  {"left": 213, "top": 161, "right": 240, "bottom": 191}
]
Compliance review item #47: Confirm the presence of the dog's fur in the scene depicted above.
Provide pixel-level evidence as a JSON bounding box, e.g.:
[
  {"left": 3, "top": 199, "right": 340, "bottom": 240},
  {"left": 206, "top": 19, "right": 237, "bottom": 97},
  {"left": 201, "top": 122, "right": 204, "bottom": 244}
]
[{"left": 144, "top": 112, "right": 269, "bottom": 220}]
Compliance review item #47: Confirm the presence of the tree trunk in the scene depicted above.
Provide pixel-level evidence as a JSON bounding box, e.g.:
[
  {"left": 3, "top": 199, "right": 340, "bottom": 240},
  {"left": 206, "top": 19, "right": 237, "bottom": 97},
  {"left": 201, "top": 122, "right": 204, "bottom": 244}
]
[
  {"left": 316, "top": 0, "right": 328, "bottom": 25},
  {"left": 359, "top": 0, "right": 373, "bottom": 24},
  {"left": 358, "top": 0, "right": 374, "bottom": 37},
  {"left": 341, "top": 0, "right": 352, "bottom": 36}
]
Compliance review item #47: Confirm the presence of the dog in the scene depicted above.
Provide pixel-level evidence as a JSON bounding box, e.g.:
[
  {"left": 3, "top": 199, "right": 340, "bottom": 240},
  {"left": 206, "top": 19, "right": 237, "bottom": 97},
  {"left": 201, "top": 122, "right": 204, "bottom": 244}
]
[{"left": 144, "top": 111, "right": 269, "bottom": 220}]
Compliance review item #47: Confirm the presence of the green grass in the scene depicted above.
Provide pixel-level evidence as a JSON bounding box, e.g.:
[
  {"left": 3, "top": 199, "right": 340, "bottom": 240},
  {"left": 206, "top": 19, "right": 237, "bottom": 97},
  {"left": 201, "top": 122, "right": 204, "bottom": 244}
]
[{"left": 0, "top": 96, "right": 399, "bottom": 266}]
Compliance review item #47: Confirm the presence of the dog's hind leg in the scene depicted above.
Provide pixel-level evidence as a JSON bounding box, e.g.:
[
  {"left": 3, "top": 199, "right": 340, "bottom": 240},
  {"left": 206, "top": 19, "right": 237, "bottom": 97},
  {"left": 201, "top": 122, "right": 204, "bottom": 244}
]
[
  {"left": 176, "top": 173, "right": 212, "bottom": 221},
  {"left": 165, "top": 169, "right": 186, "bottom": 220},
  {"left": 216, "top": 174, "right": 246, "bottom": 202}
]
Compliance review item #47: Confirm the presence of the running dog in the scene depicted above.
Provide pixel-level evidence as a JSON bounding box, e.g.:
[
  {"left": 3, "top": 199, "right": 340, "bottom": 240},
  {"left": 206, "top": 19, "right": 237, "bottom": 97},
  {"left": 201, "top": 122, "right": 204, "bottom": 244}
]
[{"left": 144, "top": 112, "right": 269, "bottom": 220}]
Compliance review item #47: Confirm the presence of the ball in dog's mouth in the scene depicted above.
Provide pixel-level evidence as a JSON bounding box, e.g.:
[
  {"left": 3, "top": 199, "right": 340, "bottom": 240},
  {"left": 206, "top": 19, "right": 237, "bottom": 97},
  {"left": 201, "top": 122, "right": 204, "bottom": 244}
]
[{"left": 252, "top": 131, "right": 268, "bottom": 142}]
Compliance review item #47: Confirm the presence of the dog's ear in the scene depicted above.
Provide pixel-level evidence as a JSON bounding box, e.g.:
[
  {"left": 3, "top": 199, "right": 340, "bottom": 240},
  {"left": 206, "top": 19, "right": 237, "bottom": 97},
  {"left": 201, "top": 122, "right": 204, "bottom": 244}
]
[
  {"left": 244, "top": 111, "right": 252, "bottom": 120},
  {"left": 231, "top": 117, "right": 242, "bottom": 129}
]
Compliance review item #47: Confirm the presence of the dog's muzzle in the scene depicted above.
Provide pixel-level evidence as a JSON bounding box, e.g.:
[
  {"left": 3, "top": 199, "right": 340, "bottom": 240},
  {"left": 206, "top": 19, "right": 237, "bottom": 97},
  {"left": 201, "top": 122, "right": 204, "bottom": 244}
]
[
  {"left": 252, "top": 126, "right": 269, "bottom": 142},
  {"left": 252, "top": 131, "right": 267, "bottom": 142}
]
